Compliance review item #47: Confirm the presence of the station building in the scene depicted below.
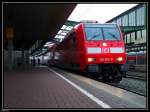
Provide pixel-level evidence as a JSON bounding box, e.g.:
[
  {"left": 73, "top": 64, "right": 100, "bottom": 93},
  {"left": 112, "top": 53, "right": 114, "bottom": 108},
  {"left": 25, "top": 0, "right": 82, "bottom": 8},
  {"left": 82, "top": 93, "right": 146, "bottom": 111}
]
[{"left": 106, "top": 4, "right": 147, "bottom": 53}]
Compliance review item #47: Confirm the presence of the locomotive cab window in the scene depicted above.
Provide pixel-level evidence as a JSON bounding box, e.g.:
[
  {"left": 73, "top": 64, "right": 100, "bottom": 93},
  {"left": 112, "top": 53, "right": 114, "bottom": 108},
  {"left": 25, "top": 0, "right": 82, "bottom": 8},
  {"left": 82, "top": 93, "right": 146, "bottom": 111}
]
[
  {"left": 84, "top": 24, "right": 121, "bottom": 41},
  {"left": 85, "top": 27, "right": 103, "bottom": 40},
  {"left": 103, "top": 27, "right": 121, "bottom": 40}
]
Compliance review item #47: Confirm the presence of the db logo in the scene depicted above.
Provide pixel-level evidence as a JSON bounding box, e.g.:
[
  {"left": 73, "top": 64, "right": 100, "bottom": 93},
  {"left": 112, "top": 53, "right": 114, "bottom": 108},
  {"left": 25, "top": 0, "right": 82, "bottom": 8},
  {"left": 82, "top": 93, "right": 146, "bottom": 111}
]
[{"left": 102, "top": 48, "right": 110, "bottom": 53}]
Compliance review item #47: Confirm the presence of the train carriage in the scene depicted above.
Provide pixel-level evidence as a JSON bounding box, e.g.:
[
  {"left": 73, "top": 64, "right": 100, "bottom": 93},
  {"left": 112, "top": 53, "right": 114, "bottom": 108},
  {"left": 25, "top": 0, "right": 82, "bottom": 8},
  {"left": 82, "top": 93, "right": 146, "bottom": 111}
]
[{"left": 127, "top": 51, "right": 146, "bottom": 65}]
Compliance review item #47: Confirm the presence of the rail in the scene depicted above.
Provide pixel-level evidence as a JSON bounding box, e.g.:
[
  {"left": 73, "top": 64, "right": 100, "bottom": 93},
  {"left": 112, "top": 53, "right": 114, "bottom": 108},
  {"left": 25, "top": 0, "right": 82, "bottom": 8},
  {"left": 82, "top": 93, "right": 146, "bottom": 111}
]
[
  {"left": 123, "top": 64, "right": 147, "bottom": 80},
  {"left": 128, "top": 64, "right": 146, "bottom": 72},
  {"left": 126, "top": 71, "right": 147, "bottom": 80}
]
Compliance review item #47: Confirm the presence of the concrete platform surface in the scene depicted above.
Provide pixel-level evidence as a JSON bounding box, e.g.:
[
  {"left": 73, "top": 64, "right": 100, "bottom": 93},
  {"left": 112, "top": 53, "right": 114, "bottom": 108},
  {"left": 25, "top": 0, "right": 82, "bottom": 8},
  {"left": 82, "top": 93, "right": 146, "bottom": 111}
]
[{"left": 4, "top": 66, "right": 101, "bottom": 109}]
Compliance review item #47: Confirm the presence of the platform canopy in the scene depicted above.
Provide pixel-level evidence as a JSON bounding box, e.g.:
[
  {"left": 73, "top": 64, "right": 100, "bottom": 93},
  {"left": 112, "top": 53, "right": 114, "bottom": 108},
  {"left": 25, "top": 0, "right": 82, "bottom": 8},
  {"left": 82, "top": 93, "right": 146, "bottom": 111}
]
[
  {"left": 33, "top": 20, "right": 79, "bottom": 57},
  {"left": 3, "top": 3, "right": 77, "bottom": 50}
]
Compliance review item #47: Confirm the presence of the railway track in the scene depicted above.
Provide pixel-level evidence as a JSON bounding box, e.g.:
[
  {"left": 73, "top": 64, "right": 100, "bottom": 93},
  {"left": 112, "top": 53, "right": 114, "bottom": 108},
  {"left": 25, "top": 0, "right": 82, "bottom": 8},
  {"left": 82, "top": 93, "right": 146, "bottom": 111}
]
[
  {"left": 128, "top": 64, "right": 146, "bottom": 72},
  {"left": 94, "top": 77, "right": 146, "bottom": 96},
  {"left": 121, "top": 64, "right": 147, "bottom": 80},
  {"left": 88, "top": 72, "right": 147, "bottom": 96},
  {"left": 53, "top": 66, "right": 147, "bottom": 97},
  {"left": 83, "top": 72, "right": 146, "bottom": 96},
  {"left": 108, "top": 78, "right": 147, "bottom": 97},
  {"left": 79, "top": 72, "right": 147, "bottom": 96},
  {"left": 123, "top": 70, "right": 147, "bottom": 81}
]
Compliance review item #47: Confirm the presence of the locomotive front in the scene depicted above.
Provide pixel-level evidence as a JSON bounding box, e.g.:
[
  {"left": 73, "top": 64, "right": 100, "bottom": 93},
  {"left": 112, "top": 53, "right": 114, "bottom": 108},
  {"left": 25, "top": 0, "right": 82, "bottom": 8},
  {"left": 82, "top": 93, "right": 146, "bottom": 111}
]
[{"left": 83, "top": 23, "right": 126, "bottom": 83}]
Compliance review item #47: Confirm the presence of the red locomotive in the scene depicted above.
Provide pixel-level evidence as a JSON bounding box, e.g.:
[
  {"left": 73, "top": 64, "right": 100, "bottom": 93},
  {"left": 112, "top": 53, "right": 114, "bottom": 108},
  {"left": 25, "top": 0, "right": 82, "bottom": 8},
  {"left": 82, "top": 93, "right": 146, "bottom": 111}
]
[{"left": 51, "top": 21, "right": 127, "bottom": 83}]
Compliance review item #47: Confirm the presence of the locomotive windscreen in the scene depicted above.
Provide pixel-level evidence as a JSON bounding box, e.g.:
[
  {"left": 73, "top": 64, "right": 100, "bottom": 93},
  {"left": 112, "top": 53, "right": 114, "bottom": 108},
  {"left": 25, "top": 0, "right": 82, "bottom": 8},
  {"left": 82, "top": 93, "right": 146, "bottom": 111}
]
[{"left": 84, "top": 24, "right": 121, "bottom": 41}]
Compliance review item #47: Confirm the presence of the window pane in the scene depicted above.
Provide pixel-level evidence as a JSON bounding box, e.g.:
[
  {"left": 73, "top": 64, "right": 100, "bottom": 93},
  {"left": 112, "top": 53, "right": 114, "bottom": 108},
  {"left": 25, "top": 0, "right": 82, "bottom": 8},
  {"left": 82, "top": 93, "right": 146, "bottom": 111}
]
[
  {"left": 84, "top": 24, "right": 121, "bottom": 41},
  {"left": 103, "top": 28, "right": 121, "bottom": 40},
  {"left": 137, "top": 6, "right": 144, "bottom": 26},
  {"left": 117, "top": 18, "right": 122, "bottom": 26},
  {"left": 142, "top": 30, "right": 146, "bottom": 42},
  {"left": 135, "top": 31, "right": 142, "bottom": 44},
  {"left": 127, "top": 34, "right": 130, "bottom": 43},
  {"left": 136, "top": 8, "right": 140, "bottom": 26},
  {"left": 137, "top": 31, "right": 141, "bottom": 39},
  {"left": 85, "top": 27, "right": 103, "bottom": 40},
  {"left": 131, "top": 32, "right": 135, "bottom": 43},
  {"left": 141, "top": 6, "right": 145, "bottom": 25},
  {"left": 129, "top": 11, "right": 135, "bottom": 26},
  {"left": 122, "top": 15, "right": 128, "bottom": 26}
]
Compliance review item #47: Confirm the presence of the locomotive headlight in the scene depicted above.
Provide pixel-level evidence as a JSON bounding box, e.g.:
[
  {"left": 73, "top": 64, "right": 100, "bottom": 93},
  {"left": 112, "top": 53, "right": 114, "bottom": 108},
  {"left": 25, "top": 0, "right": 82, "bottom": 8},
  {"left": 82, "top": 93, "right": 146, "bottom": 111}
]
[
  {"left": 116, "top": 57, "right": 123, "bottom": 62},
  {"left": 88, "top": 58, "right": 96, "bottom": 62},
  {"left": 102, "top": 42, "right": 107, "bottom": 46}
]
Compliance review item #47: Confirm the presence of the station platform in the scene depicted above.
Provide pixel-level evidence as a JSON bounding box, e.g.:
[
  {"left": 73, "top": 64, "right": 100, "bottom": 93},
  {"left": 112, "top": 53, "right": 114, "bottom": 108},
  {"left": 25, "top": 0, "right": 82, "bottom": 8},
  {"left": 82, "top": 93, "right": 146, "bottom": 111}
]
[
  {"left": 4, "top": 65, "right": 146, "bottom": 109},
  {"left": 4, "top": 65, "right": 101, "bottom": 109}
]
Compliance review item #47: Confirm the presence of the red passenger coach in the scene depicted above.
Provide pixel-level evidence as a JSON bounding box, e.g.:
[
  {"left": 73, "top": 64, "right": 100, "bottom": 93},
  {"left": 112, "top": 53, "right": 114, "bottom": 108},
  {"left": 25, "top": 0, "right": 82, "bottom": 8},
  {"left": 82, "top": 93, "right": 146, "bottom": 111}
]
[
  {"left": 48, "top": 44, "right": 57, "bottom": 66},
  {"left": 53, "top": 21, "right": 127, "bottom": 83}
]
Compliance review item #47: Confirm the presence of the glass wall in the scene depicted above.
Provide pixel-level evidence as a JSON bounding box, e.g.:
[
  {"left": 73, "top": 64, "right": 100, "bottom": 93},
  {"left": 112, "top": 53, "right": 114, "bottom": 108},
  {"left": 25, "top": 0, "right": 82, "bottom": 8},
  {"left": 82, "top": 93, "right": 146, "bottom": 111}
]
[
  {"left": 131, "top": 32, "right": 135, "bottom": 43},
  {"left": 142, "top": 29, "right": 146, "bottom": 42},
  {"left": 127, "top": 34, "right": 130, "bottom": 43},
  {"left": 117, "top": 17, "right": 122, "bottom": 26},
  {"left": 108, "top": 4, "right": 146, "bottom": 54},
  {"left": 137, "top": 30, "right": 141, "bottom": 40},
  {"left": 136, "top": 6, "right": 145, "bottom": 26},
  {"left": 129, "top": 11, "right": 136, "bottom": 26},
  {"left": 122, "top": 15, "right": 128, "bottom": 26}
]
